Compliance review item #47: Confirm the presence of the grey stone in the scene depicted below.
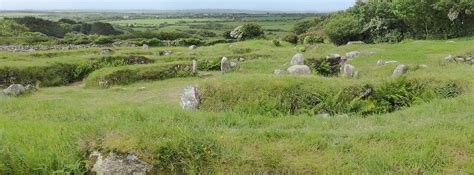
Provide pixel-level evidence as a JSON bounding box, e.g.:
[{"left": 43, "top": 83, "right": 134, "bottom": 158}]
[
  {"left": 392, "top": 64, "right": 408, "bottom": 77},
  {"left": 347, "top": 41, "right": 365, "bottom": 45},
  {"left": 142, "top": 44, "right": 149, "bottom": 50},
  {"left": 345, "top": 51, "right": 361, "bottom": 59},
  {"left": 189, "top": 45, "right": 197, "bottom": 50},
  {"left": 2, "top": 84, "right": 26, "bottom": 96},
  {"left": 385, "top": 61, "right": 400, "bottom": 65},
  {"left": 192, "top": 60, "right": 198, "bottom": 75},
  {"left": 291, "top": 53, "right": 305, "bottom": 65},
  {"left": 273, "top": 69, "right": 287, "bottom": 75},
  {"left": 90, "top": 151, "right": 151, "bottom": 175},
  {"left": 239, "top": 58, "right": 246, "bottom": 62},
  {"left": 221, "top": 57, "right": 231, "bottom": 73},
  {"left": 444, "top": 55, "right": 454, "bottom": 62},
  {"left": 342, "top": 64, "right": 356, "bottom": 77},
  {"left": 454, "top": 57, "right": 465, "bottom": 62},
  {"left": 180, "top": 86, "right": 201, "bottom": 110},
  {"left": 287, "top": 65, "right": 312, "bottom": 75},
  {"left": 418, "top": 64, "right": 429, "bottom": 69},
  {"left": 377, "top": 60, "right": 385, "bottom": 65},
  {"left": 99, "top": 49, "right": 113, "bottom": 55},
  {"left": 326, "top": 54, "right": 341, "bottom": 60}
]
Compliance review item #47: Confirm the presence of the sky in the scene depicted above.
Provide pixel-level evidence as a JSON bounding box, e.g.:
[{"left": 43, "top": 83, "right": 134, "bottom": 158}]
[{"left": 0, "top": 0, "right": 355, "bottom": 12}]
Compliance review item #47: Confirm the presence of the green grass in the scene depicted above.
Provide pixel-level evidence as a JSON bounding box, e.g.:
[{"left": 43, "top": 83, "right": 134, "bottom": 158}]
[{"left": 0, "top": 38, "right": 473, "bottom": 173}]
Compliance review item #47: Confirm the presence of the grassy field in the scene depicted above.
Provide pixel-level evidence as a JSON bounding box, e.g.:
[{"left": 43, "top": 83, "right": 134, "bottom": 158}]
[{"left": 0, "top": 38, "right": 473, "bottom": 173}]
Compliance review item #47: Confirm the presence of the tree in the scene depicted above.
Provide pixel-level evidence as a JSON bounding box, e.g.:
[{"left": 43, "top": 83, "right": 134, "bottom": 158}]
[
  {"left": 282, "top": 33, "right": 299, "bottom": 44},
  {"left": 292, "top": 19, "right": 319, "bottom": 35},
  {"left": 13, "top": 17, "right": 65, "bottom": 37},
  {"left": 90, "top": 22, "right": 122, "bottom": 35},
  {"left": 230, "top": 23, "right": 264, "bottom": 40},
  {"left": 324, "top": 13, "right": 364, "bottom": 45}
]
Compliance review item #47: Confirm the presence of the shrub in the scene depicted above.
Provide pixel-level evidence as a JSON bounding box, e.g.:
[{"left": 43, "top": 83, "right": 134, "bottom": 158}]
[
  {"left": 281, "top": 33, "right": 298, "bottom": 44},
  {"left": 271, "top": 40, "right": 281, "bottom": 47},
  {"left": 13, "top": 17, "right": 65, "bottom": 37},
  {"left": 324, "top": 13, "right": 363, "bottom": 45},
  {"left": 293, "top": 19, "right": 319, "bottom": 35},
  {"left": 198, "top": 59, "right": 221, "bottom": 71},
  {"left": 180, "top": 38, "right": 203, "bottom": 46},
  {"left": 85, "top": 63, "right": 193, "bottom": 88},
  {"left": 94, "top": 36, "right": 115, "bottom": 44}
]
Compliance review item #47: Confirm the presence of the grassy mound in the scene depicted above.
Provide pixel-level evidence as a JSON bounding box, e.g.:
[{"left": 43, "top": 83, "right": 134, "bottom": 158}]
[
  {"left": 200, "top": 75, "right": 463, "bottom": 116},
  {"left": 85, "top": 63, "right": 193, "bottom": 88},
  {"left": 0, "top": 55, "right": 153, "bottom": 87}
]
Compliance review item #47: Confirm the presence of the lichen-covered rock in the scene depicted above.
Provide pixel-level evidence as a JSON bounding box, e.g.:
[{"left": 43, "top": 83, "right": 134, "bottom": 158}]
[
  {"left": 189, "top": 45, "right": 197, "bottom": 50},
  {"left": 287, "top": 65, "right": 312, "bottom": 75},
  {"left": 385, "top": 61, "right": 400, "bottom": 65},
  {"left": 180, "top": 86, "right": 201, "bottom": 110},
  {"left": 221, "top": 57, "right": 231, "bottom": 73},
  {"left": 342, "top": 64, "right": 356, "bottom": 77},
  {"left": 392, "top": 64, "right": 408, "bottom": 77},
  {"left": 2, "top": 84, "right": 26, "bottom": 96},
  {"left": 377, "top": 60, "right": 385, "bottom": 65},
  {"left": 290, "top": 53, "right": 305, "bottom": 65},
  {"left": 192, "top": 60, "right": 198, "bottom": 75},
  {"left": 142, "top": 44, "right": 149, "bottom": 50},
  {"left": 90, "top": 151, "right": 151, "bottom": 175}
]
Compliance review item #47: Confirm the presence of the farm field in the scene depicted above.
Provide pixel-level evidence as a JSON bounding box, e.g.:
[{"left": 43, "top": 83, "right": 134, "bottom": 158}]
[{"left": 0, "top": 38, "right": 473, "bottom": 173}]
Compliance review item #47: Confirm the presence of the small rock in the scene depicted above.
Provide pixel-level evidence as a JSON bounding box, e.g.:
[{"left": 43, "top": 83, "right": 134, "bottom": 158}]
[
  {"left": 377, "top": 60, "right": 385, "bottom": 65},
  {"left": 291, "top": 53, "right": 305, "bottom": 65},
  {"left": 230, "top": 62, "right": 238, "bottom": 68},
  {"left": 385, "top": 61, "right": 400, "bottom": 65},
  {"left": 99, "top": 49, "right": 113, "bottom": 55},
  {"left": 221, "top": 57, "right": 231, "bottom": 74},
  {"left": 25, "top": 84, "right": 37, "bottom": 92},
  {"left": 342, "top": 64, "right": 356, "bottom": 77},
  {"left": 287, "top": 65, "right": 312, "bottom": 75},
  {"left": 181, "top": 86, "right": 201, "bottom": 110},
  {"left": 239, "top": 58, "right": 246, "bottom": 62},
  {"left": 189, "top": 45, "right": 197, "bottom": 50},
  {"left": 90, "top": 151, "right": 151, "bottom": 175},
  {"left": 454, "top": 57, "right": 465, "bottom": 62},
  {"left": 444, "top": 55, "right": 454, "bottom": 62},
  {"left": 392, "top": 64, "right": 408, "bottom": 77},
  {"left": 418, "top": 64, "right": 428, "bottom": 69},
  {"left": 142, "top": 44, "right": 149, "bottom": 50},
  {"left": 274, "top": 69, "right": 287, "bottom": 75},
  {"left": 347, "top": 41, "right": 365, "bottom": 45}
]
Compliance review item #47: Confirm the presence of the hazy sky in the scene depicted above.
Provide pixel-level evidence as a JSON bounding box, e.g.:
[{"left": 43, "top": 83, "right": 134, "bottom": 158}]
[{"left": 0, "top": 0, "right": 354, "bottom": 11}]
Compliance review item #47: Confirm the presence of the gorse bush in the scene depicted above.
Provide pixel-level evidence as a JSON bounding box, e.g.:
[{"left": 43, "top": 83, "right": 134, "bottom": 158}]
[
  {"left": 282, "top": 33, "right": 299, "bottom": 44},
  {"left": 200, "top": 76, "right": 463, "bottom": 116}
]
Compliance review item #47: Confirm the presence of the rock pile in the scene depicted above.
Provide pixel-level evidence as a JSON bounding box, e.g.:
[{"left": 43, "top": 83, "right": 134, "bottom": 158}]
[{"left": 445, "top": 54, "right": 474, "bottom": 65}]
